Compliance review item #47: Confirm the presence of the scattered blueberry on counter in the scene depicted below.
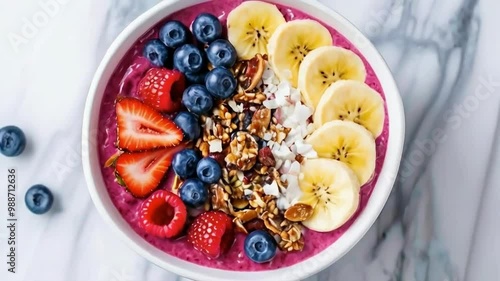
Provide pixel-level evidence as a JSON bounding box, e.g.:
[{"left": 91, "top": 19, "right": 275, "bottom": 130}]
[
  {"left": 192, "top": 13, "right": 223, "bottom": 44},
  {"left": 182, "top": 85, "right": 214, "bottom": 115},
  {"left": 143, "top": 39, "right": 173, "bottom": 67},
  {"left": 160, "top": 20, "right": 191, "bottom": 48},
  {"left": 179, "top": 178, "right": 208, "bottom": 208},
  {"left": 174, "top": 111, "right": 201, "bottom": 141},
  {"left": 244, "top": 230, "right": 277, "bottom": 263},
  {"left": 25, "top": 184, "right": 54, "bottom": 215},
  {"left": 205, "top": 67, "right": 237, "bottom": 99},
  {"left": 196, "top": 157, "right": 222, "bottom": 184},
  {"left": 206, "top": 39, "right": 237, "bottom": 68},
  {"left": 0, "top": 126, "right": 26, "bottom": 157},
  {"left": 172, "top": 148, "right": 201, "bottom": 179}
]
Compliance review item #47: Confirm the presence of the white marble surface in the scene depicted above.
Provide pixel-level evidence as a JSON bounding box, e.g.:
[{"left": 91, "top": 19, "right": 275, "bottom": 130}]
[{"left": 1, "top": 0, "right": 499, "bottom": 280}]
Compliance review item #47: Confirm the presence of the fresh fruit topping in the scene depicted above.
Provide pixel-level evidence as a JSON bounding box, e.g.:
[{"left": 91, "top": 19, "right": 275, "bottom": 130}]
[
  {"left": 227, "top": 1, "right": 286, "bottom": 59},
  {"left": 115, "top": 146, "right": 185, "bottom": 198},
  {"left": 142, "top": 39, "right": 173, "bottom": 67},
  {"left": 185, "top": 70, "right": 208, "bottom": 84},
  {"left": 187, "top": 211, "right": 235, "bottom": 259},
  {"left": 298, "top": 159, "right": 360, "bottom": 232},
  {"left": 258, "top": 146, "right": 276, "bottom": 167},
  {"left": 267, "top": 20, "right": 332, "bottom": 87},
  {"left": 179, "top": 178, "right": 208, "bottom": 208},
  {"left": 138, "top": 68, "right": 186, "bottom": 113},
  {"left": 172, "top": 148, "right": 201, "bottom": 179},
  {"left": 206, "top": 39, "right": 237, "bottom": 68},
  {"left": 196, "top": 157, "right": 222, "bottom": 184},
  {"left": 173, "top": 112, "right": 201, "bottom": 142},
  {"left": 314, "top": 80, "right": 385, "bottom": 137},
  {"left": 25, "top": 184, "right": 54, "bottom": 215},
  {"left": 116, "top": 98, "right": 183, "bottom": 151},
  {"left": 205, "top": 67, "right": 237, "bottom": 99},
  {"left": 139, "top": 190, "right": 187, "bottom": 238},
  {"left": 182, "top": 85, "right": 214, "bottom": 115},
  {"left": 283, "top": 203, "right": 314, "bottom": 222},
  {"left": 235, "top": 54, "right": 265, "bottom": 91},
  {"left": 0, "top": 126, "right": 26, "bottom": 157},
  {"left": 192, "top": 13, "right": 222, "bottom": 44},
  {"left": 298, "top": 46, "right": 366, "bottom": 109},
  {"left": 173, "top": 44, "right": 207, "bottom": 74},
  {"left": 159, "top": 20, "right": 191, "bottom": 48},
  {"left": 244, "top": 230, "right": 277, "bottom": 263},
  {"left": 306, "top": 120, "right": 376, "bottom": 185}
]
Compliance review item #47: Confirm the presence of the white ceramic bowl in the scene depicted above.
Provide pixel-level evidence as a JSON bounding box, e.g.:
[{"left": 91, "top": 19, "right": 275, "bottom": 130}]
[{"left": 82, "top": 0, "right": 405, "bottom": 280}]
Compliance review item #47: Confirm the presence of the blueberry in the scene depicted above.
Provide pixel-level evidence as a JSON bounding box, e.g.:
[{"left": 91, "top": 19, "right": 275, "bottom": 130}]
[
  {"left": 196, "top": 157, "right": 222, "bottom": 184},
  {"left": 242, "top": 110, "right": 253, "bottom": 130},
  {"left": 25, "top": 185, "right": 53, "bottom": 215},
  {"left": 0, "top": 126, "right": 26, "bottom": 157},
  {"left": 206, "top": 39, "right": 237, "bottom": 68},
  {"left": 174, "top": 112, "right": 201, "bottom": 141},
  {"left": 172, "top": 149, "right": 201, "bottom": 179},
  {"left": 159, "top": 20, "right": 190, "bottom": 48},
  {"left": 182, "top": 85, "right": 214, "bottom": 115},
  {"left": 179, "top": 178, "right": 208, "bottom": 208},
  {"left": 173, "top": 44, "right": 206, "bottom": 74},
  {"left": 244, "top": 230, "right": 277, "bottom": 263},
  {"left": 142, "top": 39, "right": 172, "bottom": 67},
  {"left": 185, "top": 70, "right": 208, "bottom": 84},
  {"left": 205, "top": 67, "right": 237, "bottom": 99},
  {"left": 192, "top": 13, "right": 222, "bottom": 44}
]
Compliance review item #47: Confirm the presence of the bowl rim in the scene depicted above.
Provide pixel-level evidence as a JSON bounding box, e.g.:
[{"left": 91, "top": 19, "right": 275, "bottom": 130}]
[{"left": 82, "top": 0, "right": 405, "bottom": 280}]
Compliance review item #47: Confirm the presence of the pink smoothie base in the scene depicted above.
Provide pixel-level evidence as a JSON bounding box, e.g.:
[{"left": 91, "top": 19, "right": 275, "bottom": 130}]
[{"left": 97, "top": 0, "right": 389, "bottom": 271}]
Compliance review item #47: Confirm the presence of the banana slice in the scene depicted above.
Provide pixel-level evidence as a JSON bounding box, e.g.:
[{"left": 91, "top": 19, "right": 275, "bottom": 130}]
[
  {"left": 306, "top": 120, "right": 376, "bottom": 185},
  {"left": 267, "top": 20, "right": 332, "bottom": 87},
  {"left": 298, "top": 46, "right": 366, "bottom": 109},
  {"left": 314, "top": 80, "right": 385, "bottom": 137},
  {"left": 227, "top": 1, "right": 286, "bottom": 60},
  {"left": 298, "top": 158, "right": 360, "bottom": 232}
]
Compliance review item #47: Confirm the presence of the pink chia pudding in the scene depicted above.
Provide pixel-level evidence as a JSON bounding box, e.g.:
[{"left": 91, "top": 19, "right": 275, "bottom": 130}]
[{"left": 97, "top": 0, "right": 389, "bottom": 271}]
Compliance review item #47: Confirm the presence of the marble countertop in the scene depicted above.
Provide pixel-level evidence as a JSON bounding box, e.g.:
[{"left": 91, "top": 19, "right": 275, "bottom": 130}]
[{"left": 1, "top": 0, "right": 499, "bottom": 280}]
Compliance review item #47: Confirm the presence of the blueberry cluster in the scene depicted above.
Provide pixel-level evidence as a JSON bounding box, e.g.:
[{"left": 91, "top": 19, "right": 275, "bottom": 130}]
[{"left": 172, "top": 149, "right": 221, "bottom": 208}]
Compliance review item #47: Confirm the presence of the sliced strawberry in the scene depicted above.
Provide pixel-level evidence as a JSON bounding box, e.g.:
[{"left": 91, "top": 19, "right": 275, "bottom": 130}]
[
  {"left": 139, "top": 190, "right": 187, "bottom": 238},
  {"left": 116, "top": 98, "right": 183, "bottom": 151},
  {"left": 187, "top": 211, "right": 235, "bottom": 259},
  {"left": 138, "top": 68, "right": 186, "bottom": 113},
  {"left": 115, "top": 145, "right": 184, "bottom": 198}
]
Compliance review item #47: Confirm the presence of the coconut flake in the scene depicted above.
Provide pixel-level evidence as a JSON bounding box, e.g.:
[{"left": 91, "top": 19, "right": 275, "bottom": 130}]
[
  {"left": 263, "top": 132, "right": 273, "bottom": 141},
  {"left": 263, "top": 99, "right": 279, "bottom": 109},
  {"left": 228, "top": 100, "right": 242, "bottom": 112},
  {"left": 288, "top": 161, "right": 301, "bottom": 176},
  {"left": 263, "top": 181, "right": 280, "bottom": 196},
  {"left": 295, "top": 140, "right": 313, "bottom": 155},
  {"left": 244, "top": 189, "right": 253, "bottom": 196},
  {"left": 277, "top": 196, "right": 291, "bottom": 210},
  {"left": 208, "top": 139, "right": 222, "bottom": 153}
]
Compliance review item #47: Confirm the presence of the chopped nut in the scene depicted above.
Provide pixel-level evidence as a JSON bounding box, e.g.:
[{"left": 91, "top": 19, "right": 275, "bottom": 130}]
[
  {"left": 278, "top": 223, "right": 304, "bottom": 252},
  {"left": 210, "top": 183, "right": 230, "bottom": 214},
  {"left": 249, "top": 107, "right": 271, "bottom": 138},
  {"left": 284, "top": 203, "right": 314, "bottom": 222},
  {"left": 234, "top": 209, "right": 258, "bottom": 223},
  {"left": 233, "top": 217, "right": 248, "bottom": 234},
  {"left": 225, "top": 132, "right": 258, "bottom": 171}
]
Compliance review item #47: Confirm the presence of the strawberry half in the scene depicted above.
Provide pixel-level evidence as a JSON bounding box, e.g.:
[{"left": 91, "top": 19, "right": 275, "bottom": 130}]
[
  {"left": 115, "top": 145, "right": 184, "bottom": 198},
  {"left": 116, "top": 98, "right": 183, "bottom": 151},
  {"left": 187, "top": 211, "right": 235, "bottom": 259},
  {"left": 139, "top": 190, "right": 187, "bottom": 238},
  {"left": 138, "top": 68, "right": 186, "bottom": 113}
]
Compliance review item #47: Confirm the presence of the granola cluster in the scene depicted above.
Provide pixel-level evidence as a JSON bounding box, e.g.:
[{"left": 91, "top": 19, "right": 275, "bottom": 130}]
[{"left": 178, "top": 54, "right": 311, "bottom": 252}]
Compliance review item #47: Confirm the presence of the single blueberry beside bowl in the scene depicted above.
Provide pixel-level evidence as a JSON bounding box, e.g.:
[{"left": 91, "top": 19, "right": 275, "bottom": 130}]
[
  {"left": 196, "top": 157, "right": 222, "bottom": 184},
  {"left": 192, "top": 13, "right": 222, "bottom": 44},
  {"left": 159, "top": 20, "right": 190, "bottom": 48},
  {"left": 0, "top": 126, "right": 26, "bottom": 157},
  {"left": 205, "top": 67, "right": 237, "bottom": 99},
  {"left": 173, "top": 44, "right": 206, "bottom": 74},
  {"left": 244, "top": 230, "right": 277, "bottom": 263},
  {"left": 185, "top": 70, "right": 208, "bottom": 85},
  {"left": 25, "top": 184, "right": 54, "bottom": 215},
  {"left": 172, "top": 149, "right": 201, "bottom": 179},
  {"left": 179, "top": 178, "right": 208, "bottom": 208},
  {"left": 182, "top": 85, "right": 214, "bottom": 115},
  {"left": 174, "top": 112, "right": 201, "bottom": 141},
  {"left": 142, "top": 39, "right": 172, "bottom": 67},
  {"left": 206, "top": 39, "right": 237, "bottom": 68}
]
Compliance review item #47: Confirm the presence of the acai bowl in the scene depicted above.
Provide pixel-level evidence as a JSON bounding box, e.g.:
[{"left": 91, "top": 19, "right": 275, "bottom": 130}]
[{"left": 82, "top": 0, "right": 405, "bottom": 280}]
